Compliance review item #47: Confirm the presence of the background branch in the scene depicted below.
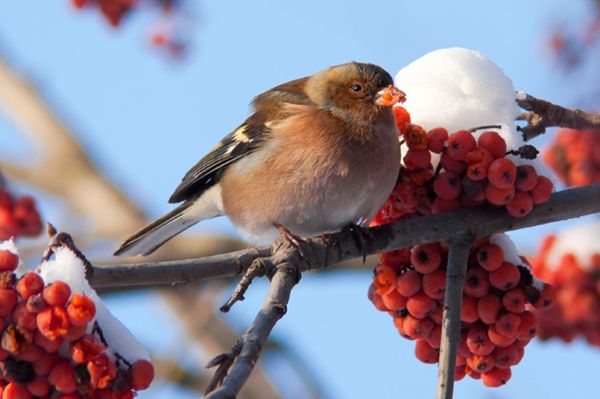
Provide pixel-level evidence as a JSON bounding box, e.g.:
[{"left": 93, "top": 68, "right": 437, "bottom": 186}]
[{"left": 516, "top": 91, "right": 600, "bottom": 140}]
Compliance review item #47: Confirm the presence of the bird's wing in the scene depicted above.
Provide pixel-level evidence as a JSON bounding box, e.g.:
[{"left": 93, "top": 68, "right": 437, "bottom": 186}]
[{"left": 168, "top": 77, "right": 313, "bottom": 203}]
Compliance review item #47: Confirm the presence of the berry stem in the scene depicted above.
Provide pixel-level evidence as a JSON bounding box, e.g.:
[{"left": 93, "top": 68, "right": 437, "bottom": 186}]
[{"left": 436, "top": 233, "right": 474, "bottom": 399}]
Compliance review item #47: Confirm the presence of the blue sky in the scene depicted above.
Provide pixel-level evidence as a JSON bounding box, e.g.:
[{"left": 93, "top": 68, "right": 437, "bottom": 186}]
[{"left": 1, "top": 1, "right": 599, "bottom": 398}]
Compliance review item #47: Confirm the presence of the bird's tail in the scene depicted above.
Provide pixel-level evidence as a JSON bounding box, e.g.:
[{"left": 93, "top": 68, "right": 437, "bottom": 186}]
[
  {"left": 113, "top": 201, "right": 198, "bottom": 257},
  {"left": 114, "top": 184, "right": 224, "bottom": 257}
]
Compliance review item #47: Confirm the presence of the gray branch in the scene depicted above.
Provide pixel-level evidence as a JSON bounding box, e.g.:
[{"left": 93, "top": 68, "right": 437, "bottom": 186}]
[
  {"left": 436, "top": 234, "right": 474, "bottom": 399},
  {"left": 516, "top": 92, "right": 600, "bottom": 140},
  {"left": 90, "top": 183, "right": 600, "bottom": 289}
]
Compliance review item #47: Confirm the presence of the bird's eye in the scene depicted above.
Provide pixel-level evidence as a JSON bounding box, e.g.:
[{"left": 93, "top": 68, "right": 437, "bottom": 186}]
[{"left": 351, "top": 83, "right": 363, "bottom": 93}]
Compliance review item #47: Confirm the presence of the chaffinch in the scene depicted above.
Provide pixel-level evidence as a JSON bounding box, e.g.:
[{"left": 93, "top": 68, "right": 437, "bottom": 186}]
[{"left": 115, "top": 62, "right": 405, "bottom": 256}]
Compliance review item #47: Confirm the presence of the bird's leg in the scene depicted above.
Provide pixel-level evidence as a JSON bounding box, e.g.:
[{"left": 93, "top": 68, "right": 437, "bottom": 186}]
[
  {"left": 272, "top": 223, "right": 309, "bottom": 282},
  {"left": 342, "top": 222, "right": 375, "bottom": 264}
]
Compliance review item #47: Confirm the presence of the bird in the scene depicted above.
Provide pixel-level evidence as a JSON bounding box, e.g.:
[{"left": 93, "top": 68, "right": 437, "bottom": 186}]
[{"left": 114, "top": 62, "right": 405, "bottom": 257}]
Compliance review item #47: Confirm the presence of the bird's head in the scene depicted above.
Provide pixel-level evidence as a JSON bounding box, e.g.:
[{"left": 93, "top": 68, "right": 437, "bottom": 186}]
[{"left": 306, "top": 62, "right": 405, "bottom": 123}]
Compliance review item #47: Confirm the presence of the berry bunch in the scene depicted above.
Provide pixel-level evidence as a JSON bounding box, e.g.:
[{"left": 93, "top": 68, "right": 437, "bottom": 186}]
[
  {"left": 532, "top": 233, "right": 600, "bottom": 346},
  {"left": 369, "top": 107, "right": 555, "bottom": 387},
  {"left": 0, "top": 248, "right": 154, "bottom": 398},
  {"left": 70, "top": 0, "right": 189, "bottom": 58},
  {"left": 543, "top": 128, "right": 600, "bottom": 187},
  {"left": 369, "top": 237, "right": 554, "bottom": 387},
  {"left": 0, "top": 189, "right": 42, "bottom": 241}
]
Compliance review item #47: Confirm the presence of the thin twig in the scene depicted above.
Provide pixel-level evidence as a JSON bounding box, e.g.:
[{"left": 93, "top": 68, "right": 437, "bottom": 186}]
[
  {"left": 436, "top": 234, "right": 474, "bottom": 399},
  {"left": 205, "top": 252, "right": 300, "bottom": 398},
  {"left": 90, "top": 183, "right": 600, "bottom": 289},
  {"left": 516, "top": 91, "right": 600, "bottom": 140}
]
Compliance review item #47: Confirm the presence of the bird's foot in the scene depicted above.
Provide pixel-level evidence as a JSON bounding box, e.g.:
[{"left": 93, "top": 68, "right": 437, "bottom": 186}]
[
  {"left": 273, "top": 223, "right": 309, "bottom": 282},
  {"left": 342, "top": 222, "right": 374, "bottom": 264}
]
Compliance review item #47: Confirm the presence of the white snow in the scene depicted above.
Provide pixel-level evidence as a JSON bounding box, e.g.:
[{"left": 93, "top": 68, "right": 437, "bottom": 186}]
[
  {"left": 36, "top": 246, "right": 150, "bottom": 362},
  {"left": 490, "top": 233, "right": 523, "bottom": 266},
  {"left": 544, "top": 221, "right": 600, "bottom": 271},
  {"left": 394, "top": 48, "right": 554, "bottom": 181}
]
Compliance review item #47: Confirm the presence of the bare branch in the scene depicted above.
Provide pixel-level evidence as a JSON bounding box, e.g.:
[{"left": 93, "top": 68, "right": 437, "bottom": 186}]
[
  {"left": 90, "top": 183, "right": 600, "bottom": 289},
  {"left": 516, "top": 92, "right": 600, "bottom": 140},
  {"left": 205, "top": 245, "right": 301, "bottom": 398},
  {"left": 436, "top": 234, "right": 474, "bottom": 399}
]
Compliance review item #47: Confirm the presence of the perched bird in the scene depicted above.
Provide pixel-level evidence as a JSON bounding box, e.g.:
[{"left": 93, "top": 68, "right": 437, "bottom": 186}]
[{"left": 115, "top": 62, "right": 404, "bottom": 257}]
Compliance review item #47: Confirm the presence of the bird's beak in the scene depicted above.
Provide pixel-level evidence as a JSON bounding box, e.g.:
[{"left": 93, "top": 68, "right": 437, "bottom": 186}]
[{"left": 375, "top": 85, "right": 406, "bottom": 107}]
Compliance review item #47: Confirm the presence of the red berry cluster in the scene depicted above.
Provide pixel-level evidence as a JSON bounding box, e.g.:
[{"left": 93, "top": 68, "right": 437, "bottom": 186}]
[
  {"left": 543, "top": 128, "right": 600, "bottom": 187},
  {"left": 531, "top": 235, "right": 600, "bottom": 346},
  {"left": 0, "top": 190, "right": 42, "bottom": 241},
  {"left": 70, "top": 0, "right": 188, "bottom": 58},
  {"left": 0, "top": 250, "right": 154, "bottom": 398},
  {"left": 369, "top": 107, "right": 556, "bottom": 387},
  {"left": 369, "top": 239, "right": 554, "bottom": 387}
]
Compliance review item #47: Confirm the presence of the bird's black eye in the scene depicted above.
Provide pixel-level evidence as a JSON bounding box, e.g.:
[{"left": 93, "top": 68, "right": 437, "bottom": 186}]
[{"left": 351, "top": 83, "right": 363, "bottom": 92}]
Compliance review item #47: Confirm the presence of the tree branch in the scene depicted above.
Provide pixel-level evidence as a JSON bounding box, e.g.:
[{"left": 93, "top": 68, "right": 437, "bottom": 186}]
[
  {"left": 90, "top": 183, "right": 600, "bottom": 288},
  {"left": 436, "top": 234, "right": 474, "bottom": 399},
  {"left": 516, "top": 91, "right": 600, "bottom": 140},
  {"left": 205, "top": 244, "right": 301, "bottom": 398}
]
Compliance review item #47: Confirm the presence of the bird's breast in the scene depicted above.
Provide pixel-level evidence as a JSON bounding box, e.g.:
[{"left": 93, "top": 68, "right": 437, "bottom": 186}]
[{"left": 220, "top": 107, "right": 400, "bottom": 242}]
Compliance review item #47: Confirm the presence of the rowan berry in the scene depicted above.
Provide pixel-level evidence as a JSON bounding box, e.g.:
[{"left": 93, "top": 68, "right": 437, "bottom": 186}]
[
  {"left": 433, "top": 172, "right": 462, "bottom": 200},
  {"left": 506, "top": 192, "right": 533, "bottom": 218},
  {"left": 403, "top": 124, "right": 428, "bottom": 150},
  {"left": 404, "top": 149, "right": 431, "bottom": 169},
  {"left": 404, "top": 314, "right": 434, "bottom": 339},
  {"left": 131, "top": 359, "right": 155, "bottom": 390},
  {"left": 393, "top": 106, "right": 411, "bottom": 133},
  {"left": 484, "top": 183, "right": 515, "bottom": 206},
  {"left": 381, "top": 290, "right": 407, "bottom": 311},
  {"left": 426, "top": 324, "right": 442, "bottom": 349},
  {"left": 422, "top": 269, "right": 446, "bottom": 300},
  {"left": 493, "top": 343, "right": 520, "bottom": 368},
  {"left": 396, "top": 270, "right": 422, "bottom": 297},
  {"left": 2, "top": 382, "right": 32, "bottom": 399},
  {"left": 464, "top": 267, "right": 491, "bottom": 298},
  {"left": 440, "top": 152, "right": 467, "bottom": 174},
  {"left": 0, "top": 289, "right": 18, "bottom": 317},
  {"left": 495, "top": 313, "right": 522, "bottom": 338},
  {"left": 461, "top": 177, "right": 486, "bottom": 201},
  {"left": 477, "top": 244, "right": 504, "bottom": 271},
  {"left": 36, "top": 306, "right": 70, "bottom": 340},
  {"left": 447, "top": 130, "right": 477, "bottom": 161},
  {"left": 414, "top": 339, "right": 439, "bottom": 364},
  {"left": 26, "top": 377, "right": 50, "bottom": 397},
  {"left": 478, "top": 131, "right": 507, "bottom": 159},
  {"left": 477, "top": 295, "right": 501, "bottom": 324},
  {"left": 0, "top": 251, "right": 18, "bottom": 272},
  {"left": 460, "top": 295, "right": 478, "bottom": 323},
  {"left": 530, "top": 175, "right": 553, "bottom": 204},
  {"left": 502, "top": 288, "right": 526, "bottom": 314},
  {"left": 487, "top": 326, "right": 516, "bottom": 347},
  {"left": 66, "top": 294, "right": 95, "bottom": 326},
  {"left": 42, "top": 282, "right": 71, "bottom": 307},
  {"left": 406, "top": 291, "right": 438, "bottom": 319},
  {"left": 411, "top": 244, "right": 442, "bottom": 274},
  {"left": 33, "top": 331, "right": 63, "bottom": 354},
  {"left": 48, "top": 361, "right": 77, "bottom": 393},
  {"left": 489, "top": 262, "right": 520, "bottom": 290},
  {"left": 488, "top": 158, "right": 517, "bottom": 189},
  {"left": 515, "top": 165, "right": 538, "bottom": 192},
  {"left": 466, "top": 324, "right": 495, "bottom": 355},
  {"left": 516, "top": 311, "right": 536, "bottom": 340},
  {"left": 467, "top": 354, "right": 495, "bottom": 373},
  {"left": 481, "top": 367, "right": 511, "bottom": 387},
  {"left": 427, "top": 127, "right": 448, "bottom": 153},
  {"left": 16, "top": 273, "right": 43, "bottom": 300}
]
